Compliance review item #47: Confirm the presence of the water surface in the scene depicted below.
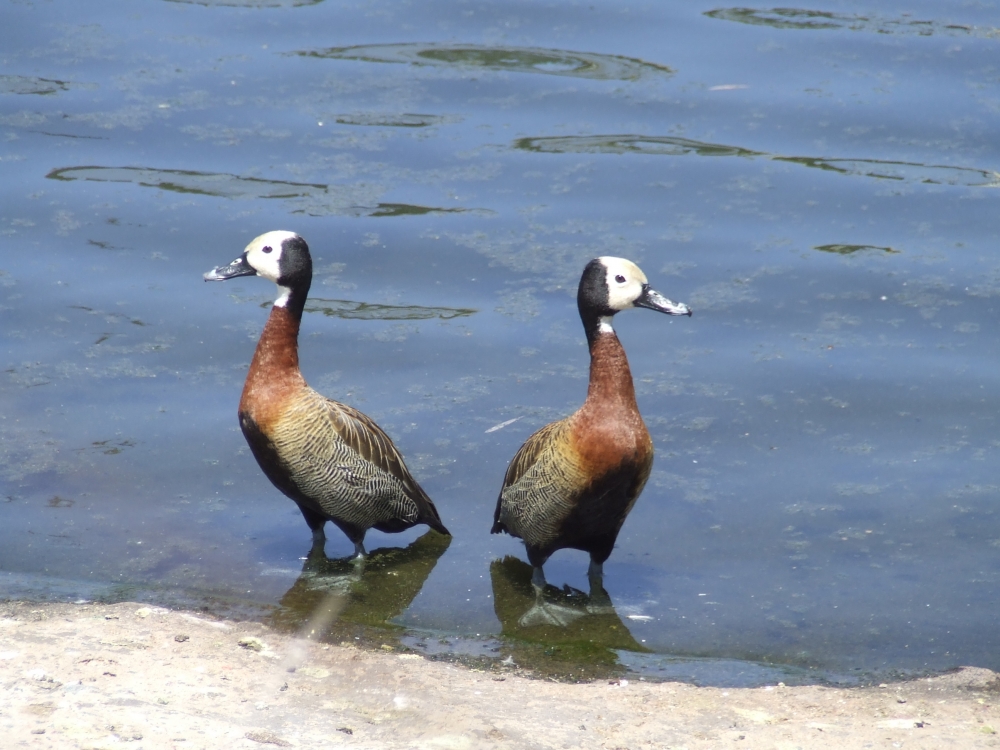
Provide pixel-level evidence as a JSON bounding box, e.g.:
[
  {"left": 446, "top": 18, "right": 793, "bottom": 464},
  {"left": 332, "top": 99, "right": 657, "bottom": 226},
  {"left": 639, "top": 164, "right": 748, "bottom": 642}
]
[{"left": 2, "top": 0, "right": 1000, "bottom": 685}]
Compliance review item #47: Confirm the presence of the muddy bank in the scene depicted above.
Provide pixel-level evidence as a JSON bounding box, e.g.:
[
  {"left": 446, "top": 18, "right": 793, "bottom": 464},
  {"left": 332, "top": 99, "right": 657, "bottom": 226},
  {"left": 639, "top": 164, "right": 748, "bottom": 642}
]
[{"left": 1, "top": 601, "right": 999, "bottom": 749}]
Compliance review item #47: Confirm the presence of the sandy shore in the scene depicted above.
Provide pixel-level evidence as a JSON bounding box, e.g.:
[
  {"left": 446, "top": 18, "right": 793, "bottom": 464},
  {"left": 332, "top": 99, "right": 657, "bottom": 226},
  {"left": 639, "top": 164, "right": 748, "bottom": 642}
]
[{"left": 2, "top": 601, "right": 999, "bottom": 749}]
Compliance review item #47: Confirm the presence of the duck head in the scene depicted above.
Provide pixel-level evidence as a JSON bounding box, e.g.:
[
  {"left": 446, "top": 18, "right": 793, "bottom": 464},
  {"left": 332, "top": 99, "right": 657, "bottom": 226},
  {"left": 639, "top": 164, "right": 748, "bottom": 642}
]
[
  {"left": 204, "top": 230, "right": 312, "bottom": 307},
  {"left": 578, "top": 256, "right": 691, "bottom": 335}
]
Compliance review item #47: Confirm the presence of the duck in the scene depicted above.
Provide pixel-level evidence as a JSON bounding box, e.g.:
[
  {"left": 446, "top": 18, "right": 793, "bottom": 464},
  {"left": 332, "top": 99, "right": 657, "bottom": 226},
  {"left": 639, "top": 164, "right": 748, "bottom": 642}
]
[
  {"left": 204, "top": 230, "right": 450, "bottom": 557},
  {"left": 491, "top": 256, "right": 691, "bottom": 587}
]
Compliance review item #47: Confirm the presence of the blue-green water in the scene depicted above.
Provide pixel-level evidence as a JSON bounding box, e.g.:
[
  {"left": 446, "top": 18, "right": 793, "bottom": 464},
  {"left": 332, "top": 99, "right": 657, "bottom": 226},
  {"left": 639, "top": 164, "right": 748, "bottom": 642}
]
[{"left": 2, "top": 0, "right": 1000, "bottom": 685}]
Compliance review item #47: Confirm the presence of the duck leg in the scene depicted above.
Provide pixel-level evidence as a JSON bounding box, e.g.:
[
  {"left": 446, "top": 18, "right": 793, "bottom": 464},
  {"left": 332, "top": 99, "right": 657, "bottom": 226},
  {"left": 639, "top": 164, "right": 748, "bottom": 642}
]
[
  {"left": 530, "top": 566, "right": 547, "bottom": 589},
  {"left": 587, "top": 558, "right": 604, "bottom": 585},
  {"left": 299, "top": 506, "right": 328, "bottom": 546},
  {"left": 586, "top": 572, "right": 614, "bottom": 614},
  {"left": 310, "top": 528, "right": 326, "bottom": 550}
]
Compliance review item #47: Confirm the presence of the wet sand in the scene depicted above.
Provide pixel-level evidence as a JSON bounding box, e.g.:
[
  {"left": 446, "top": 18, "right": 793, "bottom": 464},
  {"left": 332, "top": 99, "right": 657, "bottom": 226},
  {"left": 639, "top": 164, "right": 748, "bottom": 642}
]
[{"left": 2, "top": 601, "right": 999, "bottom": 749}]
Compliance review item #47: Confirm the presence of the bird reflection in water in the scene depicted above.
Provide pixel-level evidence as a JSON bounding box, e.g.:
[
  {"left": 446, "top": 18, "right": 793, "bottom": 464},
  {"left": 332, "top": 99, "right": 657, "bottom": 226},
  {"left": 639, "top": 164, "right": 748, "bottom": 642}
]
[
  {"left": 269, "top": 530, "right": 450, "bottom": 640},
  {"left": 490, "top": 556, "right": 648, "bottom": 678}
]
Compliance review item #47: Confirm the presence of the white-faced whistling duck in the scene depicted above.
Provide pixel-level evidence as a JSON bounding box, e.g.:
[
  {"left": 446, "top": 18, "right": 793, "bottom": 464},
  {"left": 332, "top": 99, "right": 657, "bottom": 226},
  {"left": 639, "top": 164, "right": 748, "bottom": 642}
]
[
  {"left": 204, "top": 231, "right": 450, "bottom": 557},
  {"left": 491, "top": 257, "right": 691, "bottom": 587}
]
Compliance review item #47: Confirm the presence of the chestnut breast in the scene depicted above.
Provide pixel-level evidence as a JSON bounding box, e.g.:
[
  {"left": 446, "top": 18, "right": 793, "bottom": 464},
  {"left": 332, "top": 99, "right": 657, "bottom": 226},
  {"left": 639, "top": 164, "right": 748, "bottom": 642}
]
[
  {"left": 570, "top": 331, "right": 653, "bottom": 483},
  {"left": 238, "top": 304, "right": 306, "bottom": 434}
]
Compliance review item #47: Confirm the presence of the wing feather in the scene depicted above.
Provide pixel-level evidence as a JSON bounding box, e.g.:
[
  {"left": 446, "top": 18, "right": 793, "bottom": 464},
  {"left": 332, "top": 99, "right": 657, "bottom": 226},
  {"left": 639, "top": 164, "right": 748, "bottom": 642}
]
[
  {"left": 322, "top": 397, "right": 434, "bottom": 504},
  {"left": 319, "top": 395, "right": 448, "bottom": 532},
  {"left": 272, "top": 389, "right": 447, "bottom": 533},
  {"left": 500, "top": 420, "right": 567, "bottom": 490},
  {"left": 493, "top": 419, "right": 576, "bottom": 535}
]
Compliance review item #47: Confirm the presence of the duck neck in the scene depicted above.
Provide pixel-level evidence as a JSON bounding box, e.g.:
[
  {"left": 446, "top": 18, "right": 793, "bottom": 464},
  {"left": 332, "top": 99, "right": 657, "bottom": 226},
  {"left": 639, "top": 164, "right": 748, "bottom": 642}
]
[
  {"left": 583, "top": 322, "right": 638, "bottom": 410},
  {"left": 243, "top": 284, "right": 309, "bottom": 395}
]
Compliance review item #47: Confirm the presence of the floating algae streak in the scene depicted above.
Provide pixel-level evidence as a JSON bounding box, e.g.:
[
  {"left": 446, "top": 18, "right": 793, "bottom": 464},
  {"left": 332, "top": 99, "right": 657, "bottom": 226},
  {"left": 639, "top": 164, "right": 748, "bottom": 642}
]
[
  {"left": 0, "top": 74, "right": 76, "bottom": 96},
  {"left": 293, "top": 43, "right": 673, "bottom": 82},
  {"left": 513, "top": 134, "right": 764, "bottom": 158},
  {"left": 331, "top": 113, "right": 453, "bottom": 128},
  {"left": 814, "top": 244, "right": 900, "bottom": 256},
  {"left": 367, "top": 203, "right": 488, "bottom": 218},
  {"left": 303, "top": 298, "right": 477, "bottom": 321},
  {"left": 45, "top": 166, "right": 483, "bottom": 217},
  {"left": 772, "top": 156, "right": 1000, "bottom": 187},
  {"left": 46, "top": 165, "right": 333, "bottom": 200},
  {"left": 514, "top": 135, "right": 1000, "bottom": 188},
  {"left": 704, "top": 8, "right": 999, "bottom": 39}
]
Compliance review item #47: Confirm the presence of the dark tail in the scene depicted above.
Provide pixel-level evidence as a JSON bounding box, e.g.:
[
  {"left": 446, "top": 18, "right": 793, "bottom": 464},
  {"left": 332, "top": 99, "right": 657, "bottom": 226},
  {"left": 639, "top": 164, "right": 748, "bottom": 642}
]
[
  {"left": 417, "top": 490, "right": 450, "bottom": 536},
  {"left": 490, "top": 492, "right": 506, "bottom": 535},
  {"left": 426, "top": 515, "right": 450, "bottom": 536},
  {"left": 422, "top": 503, "right": 450, "bottom": 536}
]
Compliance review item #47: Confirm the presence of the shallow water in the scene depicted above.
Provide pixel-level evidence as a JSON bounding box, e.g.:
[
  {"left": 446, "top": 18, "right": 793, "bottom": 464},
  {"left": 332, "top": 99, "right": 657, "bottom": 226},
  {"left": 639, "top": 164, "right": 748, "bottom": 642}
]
[{"left": 2, "top": 0, "right": 1000, "bottom": 684}]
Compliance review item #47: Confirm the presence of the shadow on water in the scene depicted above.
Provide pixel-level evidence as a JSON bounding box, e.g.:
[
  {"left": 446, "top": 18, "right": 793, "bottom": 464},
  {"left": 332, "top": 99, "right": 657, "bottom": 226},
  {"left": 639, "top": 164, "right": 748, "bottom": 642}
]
[
  {"left": 705, "top": 7, "right": 999, "bottom": 38},
  {"left": 485, "top": 558, "right": 856, "bottom": 687},
  {"left": 513, "top": 135, "right": 1000, "bottom": 187},
  {"left": 267, "top": 530, "right": 450, "bottom": 642},
  {"left": 294, "top": 43, "right": 673, "bottom": 81},
  {"left": 45, "top": 166, "right": 483, "bottom": 217},
  {"left": 488, "top": 556, "right": 647, "bottom": 681}
]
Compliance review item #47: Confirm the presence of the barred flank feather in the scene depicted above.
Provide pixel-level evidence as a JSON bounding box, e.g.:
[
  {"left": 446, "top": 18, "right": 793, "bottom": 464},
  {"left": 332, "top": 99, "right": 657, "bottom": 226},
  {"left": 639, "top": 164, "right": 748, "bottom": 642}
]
[
  {"left": 492, "top": 420, "right": 584, "bottom": 544},
  {"left": 271, "top": 389, "right": 443, "bottom": 534}
]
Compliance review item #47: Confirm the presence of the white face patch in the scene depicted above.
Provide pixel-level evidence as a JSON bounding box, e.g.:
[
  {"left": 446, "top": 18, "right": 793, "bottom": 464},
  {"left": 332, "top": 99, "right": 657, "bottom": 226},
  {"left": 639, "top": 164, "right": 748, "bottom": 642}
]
[
  {"left": 244, "top": 230, "right": 298, "bottom": 284},
  {"left": 273, "top": 285, "right": 292, "bottom": 308},
  {"left": 598, "top": 256, "right": 648, "bottom": 312}
]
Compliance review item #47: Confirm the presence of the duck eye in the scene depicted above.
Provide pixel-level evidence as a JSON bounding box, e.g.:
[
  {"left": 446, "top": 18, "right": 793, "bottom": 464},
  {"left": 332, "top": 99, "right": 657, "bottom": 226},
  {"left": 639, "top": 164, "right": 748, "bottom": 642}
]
[
  {"left": 615, "top": 274, "right": 626, "bottom": 284},
  {"left": 262, "top": 245, "right": 273, "bottom": 254}
]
